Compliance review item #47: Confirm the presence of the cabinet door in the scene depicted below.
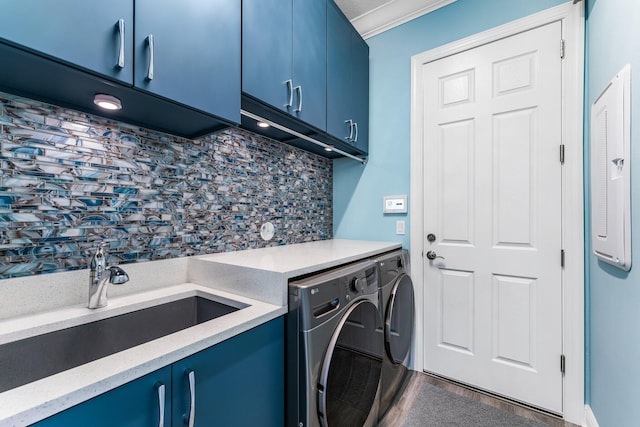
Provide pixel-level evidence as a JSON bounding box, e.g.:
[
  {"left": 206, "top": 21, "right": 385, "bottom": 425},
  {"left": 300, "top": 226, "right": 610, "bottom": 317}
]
[
  {"left": 327, "top": 2, "right": 354, "bottom": 143},
  {"left": 32, "top": 366, "right": 171, "bottom": 427},
  {"left": 291, "top": 0, "right": 327, "bottom": 130},
  {"left": 326, "top": 3, "right": 369, "bottom": 153},
  {"left": 172, "top": 317, "right": 284, "bottom": 427},
  {"left": 0, "top": 0, "right": 133, "bottom": 84},
  {"left": 242, "top": 0, "right": 293, "bottom": 114},
  {"left": 135, "top": 0, "right": 240, "bottom": 123},
  {"left": 351, "top": 30, "right": 370, "bottom": 153}
]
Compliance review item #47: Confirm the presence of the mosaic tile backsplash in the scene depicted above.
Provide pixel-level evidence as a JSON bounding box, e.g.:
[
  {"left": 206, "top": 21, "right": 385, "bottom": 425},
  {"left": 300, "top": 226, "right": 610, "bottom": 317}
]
[{"left": 0, "top": 92, "right": 332, "bottom": 279}]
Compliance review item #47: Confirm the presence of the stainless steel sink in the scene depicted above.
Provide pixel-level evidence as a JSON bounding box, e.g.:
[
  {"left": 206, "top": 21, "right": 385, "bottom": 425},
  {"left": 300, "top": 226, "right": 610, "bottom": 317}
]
[{"left": 0, "top": 296, "right": 245, "bottom": 393}]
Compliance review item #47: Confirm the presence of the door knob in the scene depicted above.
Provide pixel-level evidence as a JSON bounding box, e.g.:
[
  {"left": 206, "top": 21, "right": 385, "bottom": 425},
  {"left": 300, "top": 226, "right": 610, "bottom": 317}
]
[{"left": 426, "top": 251, "right": 444, "bottom": 260}]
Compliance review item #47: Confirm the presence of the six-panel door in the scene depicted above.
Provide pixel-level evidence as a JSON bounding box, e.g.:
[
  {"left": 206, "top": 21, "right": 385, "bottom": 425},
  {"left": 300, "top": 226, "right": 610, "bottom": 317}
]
[{"left": 421, "top": 21, "right": 564, "bottom": 413}]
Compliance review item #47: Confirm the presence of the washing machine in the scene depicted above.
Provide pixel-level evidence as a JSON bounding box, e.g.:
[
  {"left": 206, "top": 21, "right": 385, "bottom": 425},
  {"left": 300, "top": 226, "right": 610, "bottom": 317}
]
[
  {"left": 287, "top": 260, "right": 383, "bottom": 427},
  {"left": 373, "top": 249, "right": 415, "bottom": 419}
]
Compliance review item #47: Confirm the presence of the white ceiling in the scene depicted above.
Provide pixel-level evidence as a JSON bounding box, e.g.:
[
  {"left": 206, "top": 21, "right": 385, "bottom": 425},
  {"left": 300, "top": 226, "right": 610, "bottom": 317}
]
[{"left": 334, "top": 0, "right": 457, "bottom": 39}]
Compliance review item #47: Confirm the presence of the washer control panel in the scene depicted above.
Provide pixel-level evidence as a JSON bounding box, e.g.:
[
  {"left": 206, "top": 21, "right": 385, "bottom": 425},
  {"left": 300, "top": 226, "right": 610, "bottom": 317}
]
[{"left": 289, "top": 260, "right": 379, "bottom": 331}]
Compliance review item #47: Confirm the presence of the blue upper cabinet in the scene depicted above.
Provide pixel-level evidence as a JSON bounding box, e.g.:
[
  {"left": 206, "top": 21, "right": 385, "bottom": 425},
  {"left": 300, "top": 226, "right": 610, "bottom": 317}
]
[
  {"left": 242, "top": 0, "right": 293, "bottom": 114},
  {"left": 0, "top": 0, "right": 134, "bottom": 84},
  {"left": 327, "top": 3, "right": 353, "bottom": 146},
  {"left": 327, "top": 2, "right": 369, "bottom": 153},
  {"left": 291, "top": 0, "right": 327, "bottom": 130},
  {"left": 134, "top": 0, "right": 240, "bottom": 123},
  {"left": 0, "top": 1, "right": 239, "bottom": 138},
  {"left": 243, "top": 0, "right": 327, "bottom": 131},
  {"left": 351, "top": 30, "right": 370, "bottom": 153}
]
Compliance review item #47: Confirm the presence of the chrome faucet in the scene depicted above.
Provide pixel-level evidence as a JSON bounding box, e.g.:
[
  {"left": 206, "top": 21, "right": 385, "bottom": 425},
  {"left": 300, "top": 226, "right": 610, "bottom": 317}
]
[{"left": 88, "top": 243, "right": 129, "bottom": 309}]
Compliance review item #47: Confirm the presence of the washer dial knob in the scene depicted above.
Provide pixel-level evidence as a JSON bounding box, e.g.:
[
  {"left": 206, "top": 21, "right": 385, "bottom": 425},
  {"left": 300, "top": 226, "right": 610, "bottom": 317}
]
[{"left": 350, "top": 277, "right": 363, "bottom": 293}]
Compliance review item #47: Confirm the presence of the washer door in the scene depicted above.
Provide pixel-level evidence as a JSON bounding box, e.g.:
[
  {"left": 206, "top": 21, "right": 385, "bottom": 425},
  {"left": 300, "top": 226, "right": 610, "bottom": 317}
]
[
  {"left": 317, "top": 300, "right": 383, "bottom": 427},
  {"left": 385, "top": 274, "right": 414, "bottom": 364}
]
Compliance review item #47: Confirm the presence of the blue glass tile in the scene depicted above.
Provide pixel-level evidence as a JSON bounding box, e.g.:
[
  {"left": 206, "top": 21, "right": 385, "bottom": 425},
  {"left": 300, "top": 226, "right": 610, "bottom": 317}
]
[{"left": 0, "top": 91, "right": 333, "bottom": 279}]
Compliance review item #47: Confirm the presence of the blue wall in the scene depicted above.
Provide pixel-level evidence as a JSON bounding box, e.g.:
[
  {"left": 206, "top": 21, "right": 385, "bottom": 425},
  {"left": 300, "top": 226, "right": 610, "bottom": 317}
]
[
  {"left": 585, "top": 0, "right": 640, "bottom": 425},
  {"left": 333, "top": 0, "right": 566, "bottom": 248},
  {"left": 334, "top": 0, "right": 640, "bottom": 425}
]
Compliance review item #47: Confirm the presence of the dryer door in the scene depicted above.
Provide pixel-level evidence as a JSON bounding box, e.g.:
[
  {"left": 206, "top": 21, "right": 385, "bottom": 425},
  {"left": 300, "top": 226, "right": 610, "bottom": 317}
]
[
  {"left": 385, "top": 274, "right": 414, "bottom": 364},
  {"left": 317, "top": 300, "right": 383, "bottom": 427}
]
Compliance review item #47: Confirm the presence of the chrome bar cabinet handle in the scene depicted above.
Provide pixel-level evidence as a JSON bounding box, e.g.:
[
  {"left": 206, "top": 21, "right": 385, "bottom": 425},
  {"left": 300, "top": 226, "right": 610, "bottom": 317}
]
[
  {"left": 345, "top": 119, "right": 354, "bottom": 141},
  {"left": 294, "top": 85, "right": 302, "bottom": 112},
  {"left": 185, "top": 369, "right": 195, "bottom": 427},
  {"left": 116, "top": 19, "right": 125, "bottom": 69},
  {"left": 284, "top": 79, "right": 293, "bottom": 108},
  {"left": 146, "top": 34, "right": 154, "bottom": 80},
  {"left": 155, "top": 382, "right": 165, "bottom": 427}
]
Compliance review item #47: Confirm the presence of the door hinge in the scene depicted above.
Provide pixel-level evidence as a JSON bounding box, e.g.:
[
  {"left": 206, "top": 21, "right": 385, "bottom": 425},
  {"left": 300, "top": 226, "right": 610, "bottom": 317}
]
[
  {"left": 561, "top": 249, "right": 565, "bottom": 267},
  {"left": 560, "top": 39, "right": 566, "bottom": 59},
  {"left": 560, "top": 144, "right": 565, "bottom": 164},
  {"left": 560, "top": 354, "right": 566, "bottom": 374}
]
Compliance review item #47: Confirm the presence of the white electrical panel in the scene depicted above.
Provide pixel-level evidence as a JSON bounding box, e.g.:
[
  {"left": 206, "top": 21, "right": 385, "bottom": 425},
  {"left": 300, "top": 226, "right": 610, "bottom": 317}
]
[{"left": 591, "top": 64, "right": 632, "bottom": 271}]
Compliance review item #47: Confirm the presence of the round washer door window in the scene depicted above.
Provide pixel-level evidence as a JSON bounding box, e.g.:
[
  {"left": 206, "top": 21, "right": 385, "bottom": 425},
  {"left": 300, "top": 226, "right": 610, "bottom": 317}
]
[
  {"left": 386, "top": 274, "right": 414, "bottom": 364},
  {"left": 317, "top": 300, "right": 383, "bottom": 427}
]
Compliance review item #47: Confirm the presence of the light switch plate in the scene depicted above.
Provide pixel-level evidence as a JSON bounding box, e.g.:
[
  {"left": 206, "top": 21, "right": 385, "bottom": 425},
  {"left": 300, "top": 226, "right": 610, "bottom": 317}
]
[{"left": 396, "top": 220, "right": 405, "bottom": 235}]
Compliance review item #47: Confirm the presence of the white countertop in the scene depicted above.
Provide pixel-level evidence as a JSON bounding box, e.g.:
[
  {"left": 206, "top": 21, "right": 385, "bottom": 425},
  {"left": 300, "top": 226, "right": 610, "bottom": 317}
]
[
  {"left": 0, "top": 239, "right": 401, "bottom": 426},
  {"left": 193, "top": 239, "right": 401, "bottom": 274},
  {"left": 188, "top": 239, "right": 401, "bottom": 306}
]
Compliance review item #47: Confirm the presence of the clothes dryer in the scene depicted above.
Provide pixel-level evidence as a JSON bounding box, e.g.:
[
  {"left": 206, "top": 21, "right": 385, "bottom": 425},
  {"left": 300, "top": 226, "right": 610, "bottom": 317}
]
[
  {"left": 287, "top": 260, "right": 383, "bottom": 427},
  {"left": 373, "top": 249, "right": 414, "bottom": 419}
]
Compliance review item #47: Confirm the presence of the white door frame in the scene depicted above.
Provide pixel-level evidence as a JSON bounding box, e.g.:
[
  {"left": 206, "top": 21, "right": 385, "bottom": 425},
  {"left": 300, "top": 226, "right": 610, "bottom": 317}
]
[{"left": 409, "top": 2, "right": 585, "bottom": 424}]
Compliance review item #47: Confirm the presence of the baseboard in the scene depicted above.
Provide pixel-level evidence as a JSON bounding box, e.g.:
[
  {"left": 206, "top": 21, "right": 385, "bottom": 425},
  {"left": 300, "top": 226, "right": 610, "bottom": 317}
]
[{"left": 584, "top": 405, "right": 600, "bottom": 427}]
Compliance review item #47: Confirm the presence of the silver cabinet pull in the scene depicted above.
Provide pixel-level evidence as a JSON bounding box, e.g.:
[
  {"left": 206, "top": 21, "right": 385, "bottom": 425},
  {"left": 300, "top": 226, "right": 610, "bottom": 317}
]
[
  {"left": 353, "top": 122, "right": 359, "bottom": 142},
  {"left": 345, "top": 119, "right": 354, "bottom": 140},
  {"left": 185, "top": 369, "right": 196, "bottom": 427},
  {"left": 294, "top": 85, "right": 302, "bottom": 112},
  {"left": 146, "top": 34, "right": 154, "bottom": 80},
  {"left": 284, "top": 79, "right": 293, "bottom": 108},
  {"left": 155, "top": 382, "right": 165, "bottom": 427},
  {"left": 116, "top": 19, "right": 125, "bottom": 69}
]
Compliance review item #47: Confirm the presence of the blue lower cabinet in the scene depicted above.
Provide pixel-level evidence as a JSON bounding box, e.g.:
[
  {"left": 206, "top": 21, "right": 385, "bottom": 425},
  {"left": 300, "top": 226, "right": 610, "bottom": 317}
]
[
  {"left": 33, "top": 366, "right": 172, "bottom": 427},
  {"left": 33, "top": 317, "right": 284, "bottom": 426},
  {"left": 172, "top": 316, "right": 284, "bottom": 427}
]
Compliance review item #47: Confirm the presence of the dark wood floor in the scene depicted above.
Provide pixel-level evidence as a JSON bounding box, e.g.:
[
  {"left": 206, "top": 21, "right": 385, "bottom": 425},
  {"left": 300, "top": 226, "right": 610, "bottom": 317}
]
[{"left": 379, "top": 371, "right": 579, "bottom": 427}]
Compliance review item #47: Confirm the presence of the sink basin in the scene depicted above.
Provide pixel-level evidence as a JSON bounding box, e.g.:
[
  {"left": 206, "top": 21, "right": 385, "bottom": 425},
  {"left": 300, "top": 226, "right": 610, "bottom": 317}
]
[{"left": 0, "top": 296, "right": 245, "bottom": 393}]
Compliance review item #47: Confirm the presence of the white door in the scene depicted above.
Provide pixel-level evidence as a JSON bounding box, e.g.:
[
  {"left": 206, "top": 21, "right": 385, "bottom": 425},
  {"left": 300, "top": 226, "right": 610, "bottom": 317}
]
[{"left": 421, "top": 21, "right": 564, "bottom": 413}]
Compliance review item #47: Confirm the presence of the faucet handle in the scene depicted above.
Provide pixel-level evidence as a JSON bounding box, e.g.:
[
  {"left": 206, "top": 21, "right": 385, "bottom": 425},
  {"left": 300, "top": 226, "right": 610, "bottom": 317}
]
[
  {"left": 90, "top": 243, "right": 107, "bottom": 271},
  {"left": 107, "top": 266, "right": 129, "bottom": 285}
]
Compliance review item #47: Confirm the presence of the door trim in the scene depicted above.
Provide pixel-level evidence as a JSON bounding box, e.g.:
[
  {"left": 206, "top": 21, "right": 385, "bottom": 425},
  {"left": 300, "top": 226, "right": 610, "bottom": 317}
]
[{"left": 409, "top": 2, "right": 584, "bottom": 424}]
